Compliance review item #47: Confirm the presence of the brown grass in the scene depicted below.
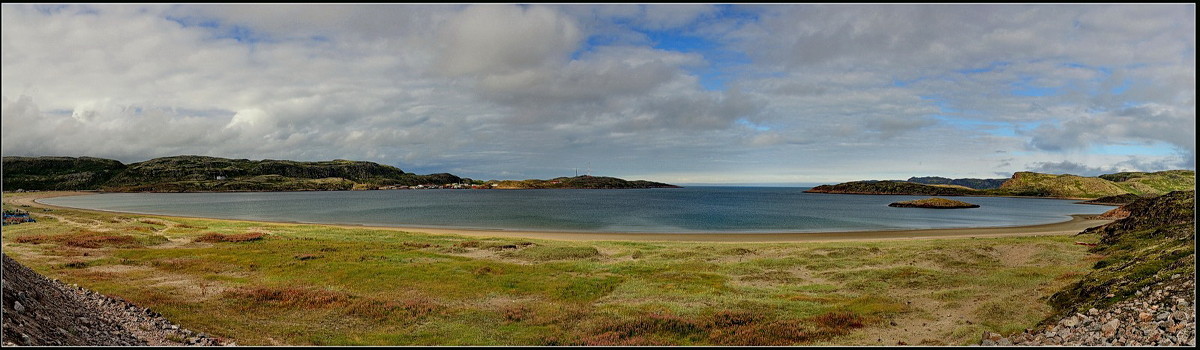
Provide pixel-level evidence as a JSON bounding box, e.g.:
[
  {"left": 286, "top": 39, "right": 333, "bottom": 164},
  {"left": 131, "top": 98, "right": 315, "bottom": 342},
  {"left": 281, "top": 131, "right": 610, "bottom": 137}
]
[
  {"left": 572, "top": 309, "right": 867, "bottom": 346},
  {"left": 402, "top": 241, "right": 433, "bottom": 248},
  {"left": 503, "top": 305, "right": 531, "bottom": 323},
  {"left": 230, "top": 286, "right": 349, "bottom": 308},
  {"left": 812, "top": 311, "right": 866, "bottom": 330},
  {"left": 707, "top": 318, "right": 814, "bottom": 346},
  {"left": 347, "top": 296, "right": 441, "bottom": 322},
  {"left": 455, "top": 240, "right": 482, "bottom": 248},
  {"left": 194, "top": 232, "right": 265, "bottom": 243}
]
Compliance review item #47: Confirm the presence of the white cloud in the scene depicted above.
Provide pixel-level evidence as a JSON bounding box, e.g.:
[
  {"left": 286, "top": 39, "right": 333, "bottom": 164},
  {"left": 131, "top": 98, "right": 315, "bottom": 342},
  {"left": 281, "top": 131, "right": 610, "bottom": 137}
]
[{"left": 436, "top": 4, "right": 582, "bottom": 76}]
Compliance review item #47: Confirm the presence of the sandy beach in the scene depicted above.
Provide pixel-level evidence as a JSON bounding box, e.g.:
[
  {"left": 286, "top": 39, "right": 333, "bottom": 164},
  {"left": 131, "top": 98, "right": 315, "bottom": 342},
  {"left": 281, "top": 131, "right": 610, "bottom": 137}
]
[{"left": 6, "top": 191, "right": 1114, "bottom": 243}]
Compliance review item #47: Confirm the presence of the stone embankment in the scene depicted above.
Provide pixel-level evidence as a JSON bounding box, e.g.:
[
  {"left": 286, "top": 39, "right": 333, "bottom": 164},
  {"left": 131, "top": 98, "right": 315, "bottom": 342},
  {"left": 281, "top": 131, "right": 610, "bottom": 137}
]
[
  {"left": 982, "top": 273, "right": 1195, "bottom": 346},
  {"left": 1, "top": 253, "right": 230, "bottom": 346}
]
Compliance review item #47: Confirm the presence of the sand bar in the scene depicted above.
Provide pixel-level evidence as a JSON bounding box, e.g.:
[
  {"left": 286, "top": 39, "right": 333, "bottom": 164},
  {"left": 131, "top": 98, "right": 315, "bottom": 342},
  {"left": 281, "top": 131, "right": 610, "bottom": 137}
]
[{"left": 6, "top": 191, "right": 1114, "bottom": 243}]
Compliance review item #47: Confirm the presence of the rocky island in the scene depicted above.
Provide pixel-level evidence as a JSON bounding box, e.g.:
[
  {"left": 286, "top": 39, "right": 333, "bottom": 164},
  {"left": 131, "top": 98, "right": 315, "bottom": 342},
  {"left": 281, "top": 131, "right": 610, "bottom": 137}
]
[{"left": 888, "top": 197, "right": 980, "bottom": 209}]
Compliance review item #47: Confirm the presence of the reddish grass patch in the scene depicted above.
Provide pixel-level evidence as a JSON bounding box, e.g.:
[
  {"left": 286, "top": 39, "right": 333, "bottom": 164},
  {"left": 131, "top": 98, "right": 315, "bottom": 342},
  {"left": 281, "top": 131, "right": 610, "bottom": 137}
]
[
  {"left": 455, "top": 240, "right": 482, "bottom": 248},
  {"left": 12, "top": 231, "right": 140, "bottom": 248},
  {"left": 503, "top": 305, "right": 531, "bottom": 322},
  {"left": 707, "top": 318, "right": 814, "bottom": 346},
  {"left": 194, "top": 232, "right": 265, "bottom": 243},
  {"left": 231, "top": 286, "right": 349, "bottom": 308},
  {"left": 578, "top": 331, "right": 670, "bottom": 346},
  {"left": 473, "top": 266, "right": 501, "bottom": 276},
  {"left": 588, "top": 312, "right": 703, "bottom": 341},
  {"left": 347, "top": 296, "right": 441, "bottom": 321},
  {"left": 812, "top": 311, "right": 866, "bottom": 330},
  {"left": 402, "top": 241, "right": 433, "bottom": 249},
  {"left": 707, "top": 310, "right": 761, "bottom": 328},
  {"left": 12, "top": 235, "right": 49, "bottom": 244}
]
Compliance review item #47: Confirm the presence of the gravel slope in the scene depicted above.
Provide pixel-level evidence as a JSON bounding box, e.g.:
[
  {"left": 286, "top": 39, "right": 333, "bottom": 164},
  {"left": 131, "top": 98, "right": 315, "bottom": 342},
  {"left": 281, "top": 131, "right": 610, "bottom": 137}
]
[{"left": 1, "top": 253, "right": 230, "bottom": 346}]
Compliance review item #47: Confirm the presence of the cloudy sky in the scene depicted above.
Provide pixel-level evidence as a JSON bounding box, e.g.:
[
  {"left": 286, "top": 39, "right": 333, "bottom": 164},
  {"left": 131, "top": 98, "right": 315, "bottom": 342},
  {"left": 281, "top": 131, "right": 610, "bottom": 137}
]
[{"left": 2, "top": 4, "right": 1195, "bottom": 184}]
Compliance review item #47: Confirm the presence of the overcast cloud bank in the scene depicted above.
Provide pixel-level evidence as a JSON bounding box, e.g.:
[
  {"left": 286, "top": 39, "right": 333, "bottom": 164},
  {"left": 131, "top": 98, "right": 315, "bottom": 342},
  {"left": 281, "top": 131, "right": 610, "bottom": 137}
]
[{"left": 2, "top": 4, "right": 1194, "bottom": 183}]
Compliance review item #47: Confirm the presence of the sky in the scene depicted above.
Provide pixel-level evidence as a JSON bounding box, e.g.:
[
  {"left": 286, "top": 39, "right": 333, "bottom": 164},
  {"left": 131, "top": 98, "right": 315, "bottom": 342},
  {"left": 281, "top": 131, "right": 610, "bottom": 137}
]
[{"left": 1, "top": 4, "right": 1195, "bottom": 184}]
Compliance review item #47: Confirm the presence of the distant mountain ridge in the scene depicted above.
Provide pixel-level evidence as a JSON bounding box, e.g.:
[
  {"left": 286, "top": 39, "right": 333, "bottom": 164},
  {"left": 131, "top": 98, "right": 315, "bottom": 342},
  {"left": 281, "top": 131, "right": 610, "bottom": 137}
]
[
  {"left": 807, "top": 170, "right": 1194, "bottom": 199},
  {"left": 486, "top": 176, "right": 679, "bottom": 189},
  {"left": 906, "top": 176, "right": 1008, "bottom": 190}
]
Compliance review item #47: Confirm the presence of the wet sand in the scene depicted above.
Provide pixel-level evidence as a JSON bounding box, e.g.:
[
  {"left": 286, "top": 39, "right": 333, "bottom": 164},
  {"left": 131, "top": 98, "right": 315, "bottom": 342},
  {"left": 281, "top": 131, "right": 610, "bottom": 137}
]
[{"left": 6, "top": 191, "right": 1114, "bottom": 243}]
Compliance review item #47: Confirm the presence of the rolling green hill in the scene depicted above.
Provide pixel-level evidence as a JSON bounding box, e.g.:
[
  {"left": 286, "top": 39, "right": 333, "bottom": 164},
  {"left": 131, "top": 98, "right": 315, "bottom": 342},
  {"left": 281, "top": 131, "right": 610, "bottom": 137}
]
[
  {"left": 808, "top": 170, "right": 1194, "bottom": 199},
  {"left": 994, "top": 171, "right": 1194, "bottom": 199}
]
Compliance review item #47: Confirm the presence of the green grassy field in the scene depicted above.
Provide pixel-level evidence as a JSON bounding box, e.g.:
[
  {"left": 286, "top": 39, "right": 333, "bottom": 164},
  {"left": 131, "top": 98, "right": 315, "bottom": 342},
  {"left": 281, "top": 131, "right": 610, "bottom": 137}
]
[{"left": 1, "top": 192, "right": 1104, "bottom": 346}]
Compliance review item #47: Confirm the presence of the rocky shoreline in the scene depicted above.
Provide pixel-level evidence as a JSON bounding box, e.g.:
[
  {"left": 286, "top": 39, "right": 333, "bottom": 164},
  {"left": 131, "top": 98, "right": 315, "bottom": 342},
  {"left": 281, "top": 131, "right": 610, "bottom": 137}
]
[
  {"left": 1, "top": 253, "right": 230, "bottom": 346},
  {"left": 982, "top": 274, "right": 1195, "bottom": 346}
]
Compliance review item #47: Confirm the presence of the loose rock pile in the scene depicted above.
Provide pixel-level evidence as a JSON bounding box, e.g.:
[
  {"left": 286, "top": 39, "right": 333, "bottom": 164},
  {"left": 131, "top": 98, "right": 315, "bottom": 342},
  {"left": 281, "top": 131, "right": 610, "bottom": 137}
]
[
  {"left": 2, "top": 253, "right": 230, "bottom": 346},
  {"left": 982, "top": 275, "right": 1195, "bottom": 346}
]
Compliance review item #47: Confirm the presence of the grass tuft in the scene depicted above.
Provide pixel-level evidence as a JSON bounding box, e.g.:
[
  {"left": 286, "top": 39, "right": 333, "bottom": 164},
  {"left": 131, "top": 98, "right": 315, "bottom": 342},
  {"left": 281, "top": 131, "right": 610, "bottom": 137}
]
[{"left": 194, "top": 232, "right": 265, "bottom": 243}]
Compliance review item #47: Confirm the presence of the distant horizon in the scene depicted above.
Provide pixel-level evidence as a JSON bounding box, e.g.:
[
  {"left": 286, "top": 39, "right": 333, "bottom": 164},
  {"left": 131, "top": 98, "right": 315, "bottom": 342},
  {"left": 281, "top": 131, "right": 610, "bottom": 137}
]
[
  {"left": 6, "top": 153, "right": 1193, "bottom": 187},
  {"left": 2, "top": 4, "right": 1194, "bottom": 184}
]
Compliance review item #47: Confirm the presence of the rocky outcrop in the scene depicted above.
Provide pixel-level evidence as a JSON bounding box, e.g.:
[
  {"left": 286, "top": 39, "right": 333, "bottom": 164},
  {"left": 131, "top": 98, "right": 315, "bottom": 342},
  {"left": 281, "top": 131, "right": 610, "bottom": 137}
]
[
  {"left": 980, "top": 190, "right": 1196, "bottom": 346},
  {"left": 982, "top": 275, "right": 1194, "bottom": 346},
  {"left": 1, "top": 253, "right": 228, "bottom": 346}
]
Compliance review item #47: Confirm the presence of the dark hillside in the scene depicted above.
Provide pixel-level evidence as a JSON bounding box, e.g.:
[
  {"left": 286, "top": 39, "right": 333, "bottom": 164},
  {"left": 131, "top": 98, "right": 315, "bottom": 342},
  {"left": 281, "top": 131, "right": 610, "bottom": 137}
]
[
  {"left": 2, "top": 155, "right": 464, "bottom": 192},
  {"left": 805, "top": 181, "right": 983, "bottom": 196},
  {"left": 907, "top": 176, "right": 1007, "bottom": 190},
  {"left": 1, "top": 156, "right": 126, "bottom": 191}
]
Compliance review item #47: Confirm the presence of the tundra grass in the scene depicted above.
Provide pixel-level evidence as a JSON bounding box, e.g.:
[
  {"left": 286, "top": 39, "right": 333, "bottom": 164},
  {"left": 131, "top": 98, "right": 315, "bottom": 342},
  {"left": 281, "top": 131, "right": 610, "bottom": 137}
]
[{"left": 1, "top": 192, "right": 1100, "bottom": 345}]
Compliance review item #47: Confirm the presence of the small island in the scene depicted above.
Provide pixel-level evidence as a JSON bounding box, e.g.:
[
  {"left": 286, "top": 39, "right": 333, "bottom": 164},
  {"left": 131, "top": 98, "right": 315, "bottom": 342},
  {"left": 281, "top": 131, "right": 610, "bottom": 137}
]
[{"left": 888, "top": 197, "right": 980, "bottom": 209}]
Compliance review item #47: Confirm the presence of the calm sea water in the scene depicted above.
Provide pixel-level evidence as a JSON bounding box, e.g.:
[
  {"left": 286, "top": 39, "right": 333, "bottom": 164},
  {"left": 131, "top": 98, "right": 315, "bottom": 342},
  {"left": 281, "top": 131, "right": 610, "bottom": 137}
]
[{"left": 40, "top": 187, "right": 1112, "bottom": 234}]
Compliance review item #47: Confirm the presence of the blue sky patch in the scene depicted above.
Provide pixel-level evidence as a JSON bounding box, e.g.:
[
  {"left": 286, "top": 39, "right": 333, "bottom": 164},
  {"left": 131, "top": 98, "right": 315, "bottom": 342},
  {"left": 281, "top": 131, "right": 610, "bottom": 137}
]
[
  {"left": 736, "top": 118, "right": 770, "bottom": 131},
  {"left": 1090, "top": 142, "right": 1179, "bottom": 157}
]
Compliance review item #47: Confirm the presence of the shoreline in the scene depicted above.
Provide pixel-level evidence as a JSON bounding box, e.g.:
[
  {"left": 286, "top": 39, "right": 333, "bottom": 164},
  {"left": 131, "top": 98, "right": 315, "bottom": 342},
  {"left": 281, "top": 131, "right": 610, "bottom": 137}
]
[{"left": 5, "top": 191, "right": 1114, "bottom": 243}]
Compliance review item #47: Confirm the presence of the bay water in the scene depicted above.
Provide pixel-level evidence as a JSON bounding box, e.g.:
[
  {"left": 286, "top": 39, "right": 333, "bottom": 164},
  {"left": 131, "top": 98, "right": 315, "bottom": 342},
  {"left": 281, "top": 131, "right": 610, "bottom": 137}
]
[{"left": 39, "top": 187, "right": 1113, "bottom": 234}]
